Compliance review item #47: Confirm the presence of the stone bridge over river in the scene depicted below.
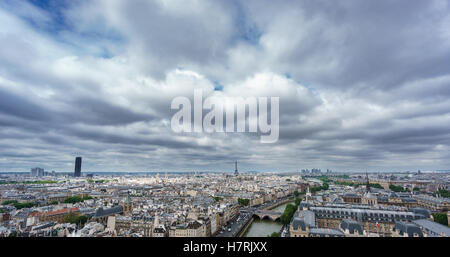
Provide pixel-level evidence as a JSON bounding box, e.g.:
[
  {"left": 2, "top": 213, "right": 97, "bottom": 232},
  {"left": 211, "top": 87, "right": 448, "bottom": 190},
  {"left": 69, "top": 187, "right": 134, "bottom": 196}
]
[{"left": 252, "top": 210, "right": 282, "bottom": 221}]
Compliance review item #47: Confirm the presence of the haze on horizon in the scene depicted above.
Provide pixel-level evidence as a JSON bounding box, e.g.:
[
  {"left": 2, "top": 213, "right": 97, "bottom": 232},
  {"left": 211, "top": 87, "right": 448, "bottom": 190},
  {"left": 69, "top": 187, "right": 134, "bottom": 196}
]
[{"left": 1, "top": 0, "right": 450, "bottom": 173}]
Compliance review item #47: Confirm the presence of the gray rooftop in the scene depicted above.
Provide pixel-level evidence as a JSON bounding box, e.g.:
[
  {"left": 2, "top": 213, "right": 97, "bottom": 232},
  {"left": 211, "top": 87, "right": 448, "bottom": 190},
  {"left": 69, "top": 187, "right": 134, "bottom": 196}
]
[
  {"left": 341, "top": 219, "right": 363, "bottom": 235},
  {"left": 93, "top": 206, "right": 123, "bottom": 218},
  {"left": 393, "top": 222, "right": 423, "bottom": 237},
  {"left": 292, "top": 210, "right": 316, "bottom": 231},
  {"left": 309, "top": 228, "right": 345, "bottom": 237},
  {"left": 412, "top": 219, "right": 450, "bottom": 237},
  {"left": 408, "top": 207, "right": 430, "bottom": 218}
]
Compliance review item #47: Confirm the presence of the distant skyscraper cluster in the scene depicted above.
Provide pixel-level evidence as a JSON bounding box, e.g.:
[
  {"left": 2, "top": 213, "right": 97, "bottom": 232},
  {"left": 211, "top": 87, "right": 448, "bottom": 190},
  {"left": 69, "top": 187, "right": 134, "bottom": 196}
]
[
  {"left": 74, "top": 157, "right": 82, "bottom": 177},
  {"left": 30, "top": 167, "right": 44, "bottom": 177},
  {"left": 301, "top": 168, "right": 321, "bottom": 174}
]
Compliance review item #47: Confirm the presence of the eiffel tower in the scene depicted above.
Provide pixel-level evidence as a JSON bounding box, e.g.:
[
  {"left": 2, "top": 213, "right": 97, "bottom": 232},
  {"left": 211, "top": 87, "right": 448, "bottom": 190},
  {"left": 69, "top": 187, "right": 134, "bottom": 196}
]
[{"left": 234, "top": 161, "right": 239, "bottom": 176}]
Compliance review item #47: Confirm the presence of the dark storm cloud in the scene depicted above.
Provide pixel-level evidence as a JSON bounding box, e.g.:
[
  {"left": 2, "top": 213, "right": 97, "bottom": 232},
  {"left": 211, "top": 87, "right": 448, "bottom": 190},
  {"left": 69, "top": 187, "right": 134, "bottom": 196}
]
[
  {"left": 59, "top": 96, "right": 155, "bottom": 126},
  {"left": 0, "top": 87, "right": 52, "bottom": 122},
  {"left": 62, "top": 124, "right": 214, "bottom": 150}
]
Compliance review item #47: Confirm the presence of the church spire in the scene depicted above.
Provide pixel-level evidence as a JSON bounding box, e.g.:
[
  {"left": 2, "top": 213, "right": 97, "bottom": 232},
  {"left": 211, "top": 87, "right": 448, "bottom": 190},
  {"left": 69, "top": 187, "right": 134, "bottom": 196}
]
[{"left": 365, "top": 172, "right": 370, "bottom": 193}]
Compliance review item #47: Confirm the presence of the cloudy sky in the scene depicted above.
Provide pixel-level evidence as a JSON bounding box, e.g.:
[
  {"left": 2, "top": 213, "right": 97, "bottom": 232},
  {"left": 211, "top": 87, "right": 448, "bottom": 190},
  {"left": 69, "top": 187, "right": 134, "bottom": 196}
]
[{"left": 1, "top": 0, "right": 450, "bottom": 173}]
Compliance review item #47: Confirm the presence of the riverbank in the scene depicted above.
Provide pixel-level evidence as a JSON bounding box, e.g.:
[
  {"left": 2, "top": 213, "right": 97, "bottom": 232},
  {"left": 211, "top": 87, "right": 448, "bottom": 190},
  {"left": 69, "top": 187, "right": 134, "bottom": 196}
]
[
  {"left": 264, "top": 198, "right": 295, "bottom": 211},
  {"left": 269, "top": 200, "right": 295, "bottom": 212},
  {"left": 237, "top": 217, "right": 254, "bottom": 237}
]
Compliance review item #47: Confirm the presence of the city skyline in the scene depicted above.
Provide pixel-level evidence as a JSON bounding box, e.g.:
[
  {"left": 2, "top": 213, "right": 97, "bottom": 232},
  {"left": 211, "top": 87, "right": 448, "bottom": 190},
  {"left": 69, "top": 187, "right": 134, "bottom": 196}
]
[{"left": 1, "top": 1, "right": 450, "bottom": 172}]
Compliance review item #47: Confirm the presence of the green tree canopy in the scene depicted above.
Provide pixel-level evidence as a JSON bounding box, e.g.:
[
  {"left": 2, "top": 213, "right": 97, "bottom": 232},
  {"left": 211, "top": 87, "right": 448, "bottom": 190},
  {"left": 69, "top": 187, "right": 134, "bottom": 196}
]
[
  {"left": 65, "top": 213, "right": 89, "bottom": 226},
  {"left": 268, "top": 232, "right": 281, "bottom": 237},
  {"left": 437, "top": 189, "right": 450, "bottom": 198},
  {"left": 64, "top": 195, "right": 93, "bottom": 204},
  {"left": 280, "top": 204, "right": 296, "bottom": 225},
  {"left": 432, "top": 213, "right": 448, "bottom": 226},
  {"left": 237, "top": 198, "right": 250, "bottom": 206},
  {"left": 389, "top": 184, "right": 410, "bottom": 192},
  {"left": 2, "top": 200, "right": 35, "bottom": 209}
]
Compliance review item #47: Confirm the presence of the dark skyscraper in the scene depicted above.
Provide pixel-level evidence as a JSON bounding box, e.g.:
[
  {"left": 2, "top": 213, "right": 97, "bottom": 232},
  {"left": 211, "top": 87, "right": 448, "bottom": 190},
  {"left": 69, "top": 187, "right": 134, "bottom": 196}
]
[
  {"left": 74, "top": 157, "right": 82, "bottom": 177},
  {"left": 234, "top": 161, "right": 239, "bottom": 176}
]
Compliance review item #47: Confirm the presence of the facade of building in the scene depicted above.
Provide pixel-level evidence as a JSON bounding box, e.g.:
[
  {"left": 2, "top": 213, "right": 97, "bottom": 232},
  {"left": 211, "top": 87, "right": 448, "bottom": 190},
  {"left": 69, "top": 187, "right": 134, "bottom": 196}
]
[
  {"left": 153, "top": 225, "right": 168, "bottom": 237},
  {"left": 33, "top": 208, "right": 80, "bottom": 223},
  {"left": 377, "top": 193, "right": 418, "bottom": 208},
  {"left": 305, "top": 205, "right": 425, "bottom": 236},
  {"left": 290, "top": 210, "right": 345, "bottom": 237},
  {"left": 413, "top": 195, "right": 450, "bottom": 212},
  {"left": 342, "top": 193, "right": 361, "bottom": 204}
]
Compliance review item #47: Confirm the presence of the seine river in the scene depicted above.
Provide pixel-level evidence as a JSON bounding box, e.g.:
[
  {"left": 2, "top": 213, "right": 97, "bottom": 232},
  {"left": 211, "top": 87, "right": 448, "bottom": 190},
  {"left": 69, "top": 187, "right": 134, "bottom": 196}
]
[{"left": 243, "top": 201, "right": 293, "bottom": 237}]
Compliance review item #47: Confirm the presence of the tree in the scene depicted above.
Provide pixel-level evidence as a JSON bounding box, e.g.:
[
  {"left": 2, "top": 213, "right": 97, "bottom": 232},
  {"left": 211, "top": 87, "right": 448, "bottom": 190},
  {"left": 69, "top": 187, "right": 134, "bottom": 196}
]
[
  {"left": 2, "top": 200, "right": 18, "bottom": 205},
  {"left": 65, "top": 213, "right": 89, "bottom": 226},
  {"left": 437, "top": 189, "right": 450, "bottom": 198},
  {"left": 280, "top": 213, "right": 289, "bottom": 225},
  {"left": 77, "top": 215, "right": 89, "bottom": 226},
  {"left": 432, "top": 213, "right": 448, "bottom": 226},
  {"left": 64, "top": 212, "right": 78, "bottom": 224},
  {"left": 295, "top": 198, "right": 302, "bottom": 206},
  {"left": 369, "top": 183, "right": 384, "bottom": 189},
  {"left": 5, "top": 201, "right": 35, "bottom": 209},
  {"left": 389, "top": 184, "right": 409, "bottom": 192},
  {"left": 269, "top": 232, "right": 280, "bottom": 237},
  {"left": 64, "top": 195, "right": 93, "bottom": 204},
  {"left": 280, "top": 204, "right": 296, "bottom": 225},
  {"left": 237, "top": 198, "right": 250, "bottom": 206},
  {"left": 318, "top": 176, "right": 332, "bottom": 183},
  {"left": 64, "top": 196, "right": 82, "bottom": 203},
  {"left": 294, "top": 190, "right": 299, "bottom": 197}
]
